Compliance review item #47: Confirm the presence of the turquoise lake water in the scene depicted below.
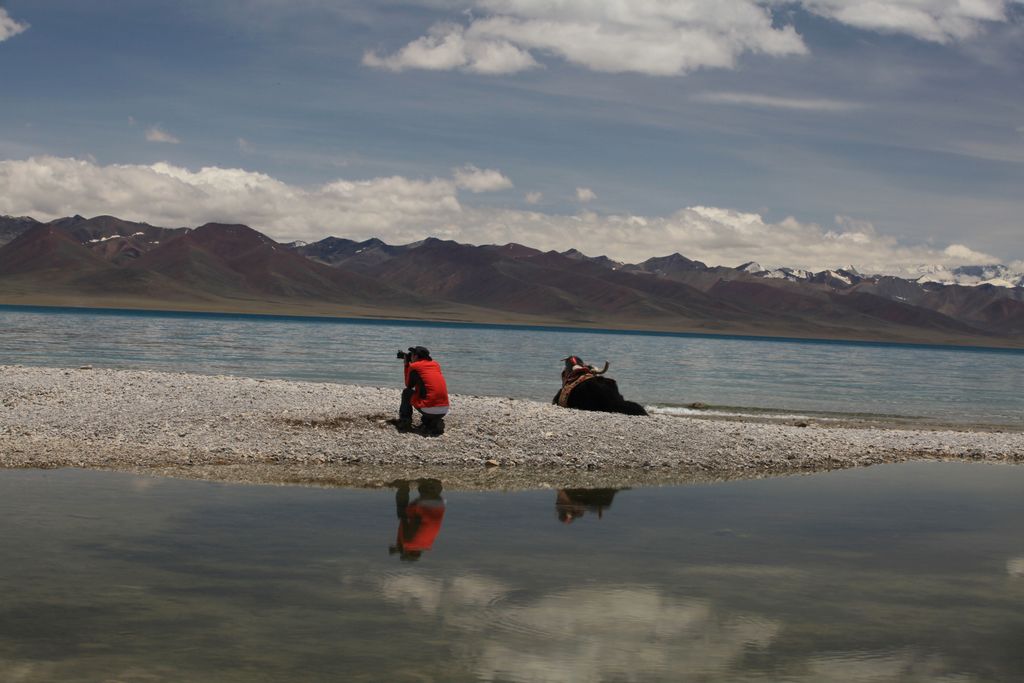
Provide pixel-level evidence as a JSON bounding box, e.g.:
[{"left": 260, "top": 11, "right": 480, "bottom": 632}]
[
  {"left": 1, "top": 463, "right": 1022, "bottom": 682},
  {"left": 0, "top": 304, "right": 1021, "bottom": 425}
]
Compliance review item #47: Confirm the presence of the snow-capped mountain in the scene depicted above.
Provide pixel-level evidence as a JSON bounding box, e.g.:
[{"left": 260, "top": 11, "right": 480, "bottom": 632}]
[
  {"left": 761, "top": 267, "right": 813, "bottom": 282},
  {"left": 910, "top": 264, "right": 1024, "bottom": 289},
  {"left": 739, "top": 263, "right": 869, "bottom": 288},
  {"left": 739, "top": 262, "right": 1023, "bottom": 290}
]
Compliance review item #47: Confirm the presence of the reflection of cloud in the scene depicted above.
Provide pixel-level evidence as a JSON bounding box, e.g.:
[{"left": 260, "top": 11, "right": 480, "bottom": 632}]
[
  {"left": 380, "top": 574, "right": 445, "bottom": 613},
  {"left": 375, "top": 572, "right": 979, "bottom": 681},
  {"left": 449, "top": 575, "right": 508, "bottom": 606},
  {"left": 0, "top": 659, "right": 56, "bottom": 683},
  {"left": 129, "top": 475, "right": 160, "bottom": 492},
  {"left": 378, "top": 576, "right": 777, "bottom": 682},
  {"left": 678, "top": 564, "right": 808, "bottom": 579},
  {"left": 380, "top": 573, "right": 510, "bottom": 616},
  {"left": 1008, "top": 557, "right": 1024, "bottom": 578},
  {"left": 477, "top": 587, "right": 777, "bottom": 682},
  {"left": 1, "top": 657, "right": 181, "bottom": 682},
  {"left": 741, "top": 650, "right": 976, "bottom": 682}
]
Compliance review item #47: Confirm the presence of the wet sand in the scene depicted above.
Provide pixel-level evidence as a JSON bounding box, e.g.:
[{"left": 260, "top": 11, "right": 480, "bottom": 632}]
[{"left": 1, "top": 365, "right": 1021, "bottom": 490}]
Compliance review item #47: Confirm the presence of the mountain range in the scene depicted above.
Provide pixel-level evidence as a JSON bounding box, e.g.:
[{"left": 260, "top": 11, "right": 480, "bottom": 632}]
[{"left": 1, "top": 214, "right": 1021, "bottom": 348}]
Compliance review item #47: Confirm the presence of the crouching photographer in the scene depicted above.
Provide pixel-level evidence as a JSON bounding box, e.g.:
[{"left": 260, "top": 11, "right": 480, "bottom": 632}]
[{"left": 395, "top": 346, "right": 449, "bottom": 435}]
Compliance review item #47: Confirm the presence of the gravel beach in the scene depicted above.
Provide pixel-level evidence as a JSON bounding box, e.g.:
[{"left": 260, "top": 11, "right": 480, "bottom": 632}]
[{"left": 1, "top": 365, "right": 1021, "bottom": 489}]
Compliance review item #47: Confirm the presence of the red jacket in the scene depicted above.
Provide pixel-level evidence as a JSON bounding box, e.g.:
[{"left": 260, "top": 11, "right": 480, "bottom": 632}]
[
  {"left": 405, "top": 359, "right": 449, "bottom": 409},
  {"left": 397, "top": 499, "right": 446, "bottom": 552}
]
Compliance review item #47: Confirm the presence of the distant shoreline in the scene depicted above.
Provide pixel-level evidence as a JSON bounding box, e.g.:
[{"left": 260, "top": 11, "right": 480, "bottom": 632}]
[
  {"left": 2, "top": 366, "right": 1021, "bottom": 490},
  {"left": 2, "top": 300, "right": 1023, "bottom": 353}
]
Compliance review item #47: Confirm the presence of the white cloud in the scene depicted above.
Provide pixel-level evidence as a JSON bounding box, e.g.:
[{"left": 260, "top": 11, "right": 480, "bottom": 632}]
[
  {"left": 525, "top": 191, "right": 543, "bottom": 204},
  {"left": 790, "top": 0, "right": 1019, "bottom": 43},
  {"left": 0, "top": 8, "right": 28, "bottom": 42},
  {"left": 942, "top": 243, "right": 995, "bottom": 262},
  {"left": 576, "top": 187, "right": 596, "bottom": 202},
  {"left": 453, "top": 164, "right": 513, "bottom": 192},
  {"left": 365, "top": 1, "right": 1023, "bottom": 78},
  {"left": 363, "top": 22, "right": 539, "bottom": 74},
  {"left": 0, "top": 156, "right": 464, "bottom": 245},
  {"left": 366, "top": 1, "right": 807, "bottom": 77},
  {"left": 0, "top": 156, "right": 1012, "bottom": 274},
  {"left": 457, "top": 205, "right": 1008, "bottom": 274},
  {"left": 693, "top": 91, "right": 862, "bottom": 111},
  {"left": 145, "top": 126, "right": 180, "bottom": 144},
  {"left": 364, "top": 23, "right": 472, "bottom": 72}
]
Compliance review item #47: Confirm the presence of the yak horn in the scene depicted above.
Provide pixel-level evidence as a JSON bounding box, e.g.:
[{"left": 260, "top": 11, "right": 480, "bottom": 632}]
[{"left": 592, "top": 361, "right": 610, "bottom": 375}]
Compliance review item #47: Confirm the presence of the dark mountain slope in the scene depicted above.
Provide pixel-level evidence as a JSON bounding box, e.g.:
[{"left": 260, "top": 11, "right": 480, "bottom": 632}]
[
  {"left": 0, "top": 215, "right": 41, "bottom": 247},
  {"left": 0, "top": 224, "right": 113, "bottom": 277},
  {"left": 296, "top": 237, "right": 408, "bottom": 269},
  {"left": 622, "top": 252, "right": 708, "bottom": 278},
  {"left": 831, "top": 291, "right": 990, "bottom": 336},
  {"left": 358, "top": 239, "right": 587, "bottom": 317},
  {"left": 131, "top": 223, "right": 413, "bottom": 306},
  {"left": 0, "top": 224, "right": 197, "bottom": 303},
  {"left": 57, "top": 215, "right": 188, "bottom": 265},
  {"left": 356, "top": 239, "right": 747, "bottom": 323},
  {"left": 974, "top": 298, "right": 1024, "bottom": 334}
]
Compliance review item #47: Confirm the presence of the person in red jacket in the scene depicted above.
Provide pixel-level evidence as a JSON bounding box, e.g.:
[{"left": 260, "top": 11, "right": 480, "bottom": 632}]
[{"left": 396, "top": 346, "right": 449, "bottom": 435}]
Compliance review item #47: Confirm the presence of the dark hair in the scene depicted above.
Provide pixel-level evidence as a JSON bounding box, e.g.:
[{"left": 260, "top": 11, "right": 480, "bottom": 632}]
[{"left": 412, "top": 346, "right": 432, "bottom": 360}]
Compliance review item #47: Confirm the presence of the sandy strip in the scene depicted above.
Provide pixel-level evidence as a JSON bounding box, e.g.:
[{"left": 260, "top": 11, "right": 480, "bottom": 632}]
[{"left": 1, "top": 365, "right": 1021, "bottom": 490}]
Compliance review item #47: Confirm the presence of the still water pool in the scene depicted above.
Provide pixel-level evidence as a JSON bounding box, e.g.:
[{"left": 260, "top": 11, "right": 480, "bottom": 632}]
[{"left": 1, "top": 463, "right": 1022, "bottom": 682}]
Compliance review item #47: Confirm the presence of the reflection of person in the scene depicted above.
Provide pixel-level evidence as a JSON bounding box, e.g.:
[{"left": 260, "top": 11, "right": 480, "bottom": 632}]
[
  {"left": 397, "top": 346, "right": 449, "bottom": 435},
  {"left": 390, "top": 479, "right": 446, "bottom": 562},
  {"left": 555, "top": 488, "right": 620, "bottom": 524}
]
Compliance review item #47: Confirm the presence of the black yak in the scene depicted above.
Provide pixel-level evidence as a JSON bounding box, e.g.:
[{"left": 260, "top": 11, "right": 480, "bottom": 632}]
[{"left": 552, "top": 356, "right": 648, "bottom": 416}]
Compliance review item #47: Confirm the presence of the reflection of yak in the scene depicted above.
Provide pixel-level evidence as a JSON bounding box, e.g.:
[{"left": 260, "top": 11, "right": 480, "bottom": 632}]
[
  {"left": 553, "top": 356, "right": 648, "bottom": 416},
  {"left": 556, "top": 488, "right": 621, "bottom": 524}
]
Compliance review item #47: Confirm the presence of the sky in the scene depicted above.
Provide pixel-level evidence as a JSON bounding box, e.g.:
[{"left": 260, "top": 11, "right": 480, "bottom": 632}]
[{"left": 0, "top": 0, "right": 1022, "bottom": 273}]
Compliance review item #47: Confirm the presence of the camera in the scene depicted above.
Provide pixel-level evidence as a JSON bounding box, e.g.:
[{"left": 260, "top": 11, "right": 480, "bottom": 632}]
[{"left": 397, "top": 346, "right": 430, "bottom": 361}]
